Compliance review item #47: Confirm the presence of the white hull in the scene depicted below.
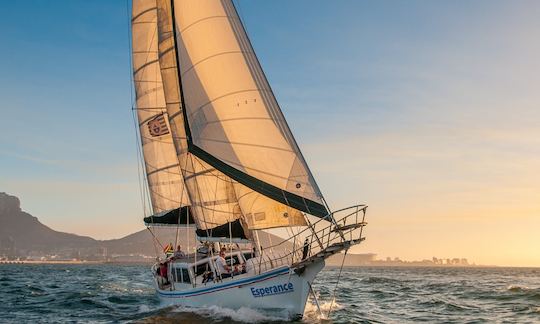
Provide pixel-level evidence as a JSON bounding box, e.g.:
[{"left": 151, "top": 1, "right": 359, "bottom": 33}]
[{"left": 155, "top": 261, "right": 325, "bottom": 319}]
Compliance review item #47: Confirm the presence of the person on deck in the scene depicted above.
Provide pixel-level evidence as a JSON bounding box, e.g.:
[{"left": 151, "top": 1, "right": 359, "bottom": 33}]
[
  {"left": 216, "top": 248, "right": 232, "bottom": 279},
  {"left": 302, "top": 237, "right": 310, "bottom": 260},
  {"left": 163, "top": 242, "right": 174, "bottom": 258},
  {"left": 159, "top": 262, "right": 169, "bottom": 286},
  {"left": 173, "top": 245, "right": 185, "bottom": 259},
  {"left": 202, "top": 270, "right": 214, "bottom": 284}
]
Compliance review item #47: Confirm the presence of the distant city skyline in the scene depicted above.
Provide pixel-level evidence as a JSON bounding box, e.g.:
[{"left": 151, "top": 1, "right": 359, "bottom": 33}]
[{"left": 1, "top": 1, "right": 539, "bottom": 267}]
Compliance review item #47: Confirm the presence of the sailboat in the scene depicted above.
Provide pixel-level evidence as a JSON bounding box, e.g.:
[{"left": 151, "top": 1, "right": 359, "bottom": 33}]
[{"left": 130, "top": 0, "right": 367, "bottom": 319}]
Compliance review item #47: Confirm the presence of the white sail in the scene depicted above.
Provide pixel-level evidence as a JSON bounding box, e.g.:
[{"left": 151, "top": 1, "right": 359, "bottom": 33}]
[
  {"left": 156, "top": 0, "right": 243, "bottom": 231},
  {"left": 171, "top": 0, "right": 328, "bottom": 221},
  {"left": 132, "top": 0, "right": 189, "bottom": 215}
]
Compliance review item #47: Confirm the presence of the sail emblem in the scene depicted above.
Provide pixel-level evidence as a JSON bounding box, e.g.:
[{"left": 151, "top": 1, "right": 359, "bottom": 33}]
[{"left": 147, "top": 114, "right": 169, "bottom": 137}]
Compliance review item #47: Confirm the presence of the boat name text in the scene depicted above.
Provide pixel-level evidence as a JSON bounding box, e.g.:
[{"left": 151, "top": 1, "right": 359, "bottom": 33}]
[{"left": 250, "top": 282, "right": 294, "bottom": 298}]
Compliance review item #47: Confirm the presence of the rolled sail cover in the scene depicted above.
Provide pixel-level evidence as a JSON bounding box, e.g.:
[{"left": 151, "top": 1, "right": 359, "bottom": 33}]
[
  {"left": 144, "top": 206, "right": 194, "bottom": 225},
  {"left": 171, "top": 0, "right": 329, "bottom": 226},
  {"left": 195, "top": 219, "right": 247, "bottom": 241},
  {"left": 132, "top": 0, "right": 189, "bottom": 214}
]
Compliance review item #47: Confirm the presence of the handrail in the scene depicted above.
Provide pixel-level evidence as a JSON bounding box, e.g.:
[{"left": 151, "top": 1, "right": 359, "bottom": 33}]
[
  {"left": 262, "top": 204, "right": 366, "bottom": 251},
  {"left": 249, "top": 204, "right": 368, "bottom": 275}
]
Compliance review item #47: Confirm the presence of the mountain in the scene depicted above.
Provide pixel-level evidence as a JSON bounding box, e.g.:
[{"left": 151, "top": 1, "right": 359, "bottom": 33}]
[
  {"left": 0, "top": 192, "right": 196, "bottom": 256},
  {"left": 0, "top": 192, "right": 96, "bottom": 252},
  {"left": 0, "top": 193, "right": 281, "bottom": 258},
  {"left": 1, "top": 192, "right": 367, "bottom": 265},
  {"left": 102, "top": 227, "right": 195, "bottom": 256}
]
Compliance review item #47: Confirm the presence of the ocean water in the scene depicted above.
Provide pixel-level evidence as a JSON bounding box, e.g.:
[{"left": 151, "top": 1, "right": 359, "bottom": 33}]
[{"left": 0, "top": 264, "right": 538, "bottom": 323}]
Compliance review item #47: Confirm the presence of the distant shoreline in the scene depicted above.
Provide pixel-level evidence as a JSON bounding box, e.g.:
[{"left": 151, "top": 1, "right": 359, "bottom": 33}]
[
  {"left": 3, "top": 261, "right": 538, "bottom": 268},
  {"left": 0, "top": 260, "right": 104, "bottom": 265},
  {"left": 326, "top": 264, "right": 496, "bottom": 268}
]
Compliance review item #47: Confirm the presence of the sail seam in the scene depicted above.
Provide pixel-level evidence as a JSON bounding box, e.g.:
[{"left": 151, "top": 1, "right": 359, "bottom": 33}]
[
  {"left": 131, "top": 6, "right": 157, "bottom": 22},
  {"left": 132, "top": 21, "right": 159, "bottom": 25},
  {"left": 133, "top": 80, "right": 162, "bottom": 84},
  {"left": 133, "top": 59, "right": 159, "bottom": 76},
  {"left": 168, "top": 108, "right": 184, "bottom": 121},
  {"left": 138, "top": 112, "right": 167, "bottom": 126},
  {"left": 148, "top": 179, "right": 184, "bottom": 186},
  {"left": 179, "top": 15, "right": 230, "bottom": 34},
  {"left": 181, "top": 50, "right": 252, "bottom": 76},
  {"left": 183, "top": 168, "right": 213, "bottom": 180},
  {"left": 146, "top": 163, "right": 181, "bottom": 176},
  {"left": 132, "top": 50, "right": 158, "bottom": 54},
  {"left": 197, "top": 137, "right": 295, "bottom": 154},
  {"left": 203, "top": 116, "right": 279, "bottom": 126},
  {"left": 146, "top": 189, "right": 182, "bottom": 207},
  {"left": 186, "top": 88, "right": 269, "bottom": 120},
  {"left": 158, "top": 45, "right": 174, "bottom": 58}
]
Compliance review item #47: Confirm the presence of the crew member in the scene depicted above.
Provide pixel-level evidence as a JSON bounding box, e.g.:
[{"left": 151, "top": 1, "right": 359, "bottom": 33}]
[{"left": 216, "top": 248, "right": 232, "bottom": 279}]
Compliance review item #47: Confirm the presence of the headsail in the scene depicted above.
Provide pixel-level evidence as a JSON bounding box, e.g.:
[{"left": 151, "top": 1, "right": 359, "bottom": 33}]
[
  {"left": 131, "top": 0, "right": 189, "bottom": 216},
  {"left": 170, "top": 0, "right": 329, "bottom": 222}
]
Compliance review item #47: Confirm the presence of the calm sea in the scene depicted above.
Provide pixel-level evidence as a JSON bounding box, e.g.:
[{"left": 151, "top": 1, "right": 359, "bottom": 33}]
[{"left": 0, "top": 264, "right": 538, "bottom": 323}]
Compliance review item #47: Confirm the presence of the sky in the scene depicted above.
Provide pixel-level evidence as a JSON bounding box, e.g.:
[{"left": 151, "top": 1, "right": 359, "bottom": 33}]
[{"left": 1, "top": 0, "right": 539, "bottom": 267}]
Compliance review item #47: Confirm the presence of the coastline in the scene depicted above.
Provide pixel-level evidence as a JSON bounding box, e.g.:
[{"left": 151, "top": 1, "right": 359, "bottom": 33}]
[{"left": 0, "top": 260, "right": 104, "bottom": 265}]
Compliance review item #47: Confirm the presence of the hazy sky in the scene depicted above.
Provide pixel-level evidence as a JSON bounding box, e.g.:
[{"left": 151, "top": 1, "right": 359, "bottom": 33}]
[{"left": 1, "top": 1, "right": 539, "bottom": 267}]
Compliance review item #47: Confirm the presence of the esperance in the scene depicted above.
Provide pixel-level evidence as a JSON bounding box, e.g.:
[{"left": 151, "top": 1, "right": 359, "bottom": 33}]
[{"left": 250, "top": 282, "right": 294, "bottom": 298}]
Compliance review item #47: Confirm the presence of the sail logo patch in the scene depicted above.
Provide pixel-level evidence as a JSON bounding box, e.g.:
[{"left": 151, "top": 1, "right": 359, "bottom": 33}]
[
  {"left": 147, "top": 114, "right": 169, "bottom": 137},
  {"left": 251, "top": 282, "right": 294, "bottom": 298}
]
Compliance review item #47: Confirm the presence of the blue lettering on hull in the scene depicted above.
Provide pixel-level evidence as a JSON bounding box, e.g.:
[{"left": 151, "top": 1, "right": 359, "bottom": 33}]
[{"left": 250, "top": 282, "right": 294, "bottom": 298}]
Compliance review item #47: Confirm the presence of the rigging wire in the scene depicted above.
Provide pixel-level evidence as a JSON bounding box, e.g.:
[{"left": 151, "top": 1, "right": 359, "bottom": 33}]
[
  {"left": 327, "top": 249, "right": 349, "bottom": 317},
  {"left": 175, "top": 149, "right": 191, "bottom": 252},
  {"left": 147, "top": 226, "right": 165, "bottom": 251}
]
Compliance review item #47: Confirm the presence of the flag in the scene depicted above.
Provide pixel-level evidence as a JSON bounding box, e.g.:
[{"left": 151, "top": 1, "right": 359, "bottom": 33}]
[
  {"left": 163, "top": 243, "right": 174, "bottom": 254},
  {"left": 148, "top": 114, "right": 169, "bottom": 137}
]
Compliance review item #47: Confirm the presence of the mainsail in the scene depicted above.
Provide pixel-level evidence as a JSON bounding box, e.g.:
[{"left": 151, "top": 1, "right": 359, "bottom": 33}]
[{"left": 131, "top": 0, "right": 190, "bottom": 218}]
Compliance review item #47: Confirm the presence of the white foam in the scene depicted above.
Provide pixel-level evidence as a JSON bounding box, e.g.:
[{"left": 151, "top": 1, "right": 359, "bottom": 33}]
[
  {"left": 173, "top": 305, "right": 288, "bottom": 323},
  {"left": 507, "top": 284, "right": 531, "bottom": 291},
  {"left": 303, "top": 296, "right": 343, "bottom": 322}
]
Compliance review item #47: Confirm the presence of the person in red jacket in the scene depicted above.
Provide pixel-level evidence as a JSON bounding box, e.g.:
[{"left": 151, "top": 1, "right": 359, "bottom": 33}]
[{"left": 159, "top": 261, "right": 169, "bottom": 285}]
